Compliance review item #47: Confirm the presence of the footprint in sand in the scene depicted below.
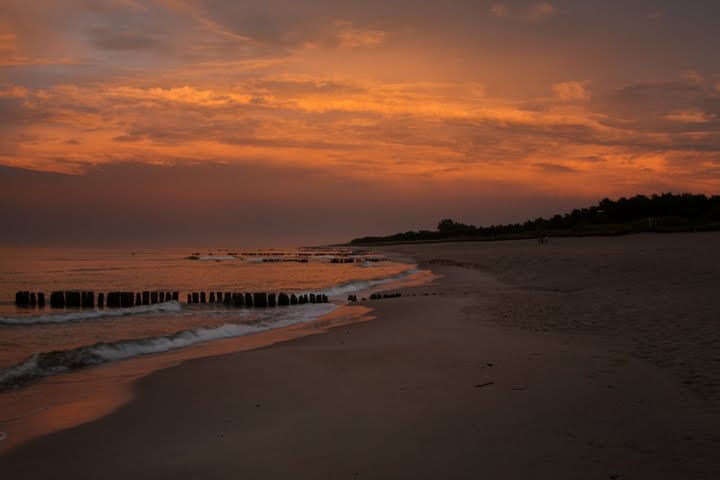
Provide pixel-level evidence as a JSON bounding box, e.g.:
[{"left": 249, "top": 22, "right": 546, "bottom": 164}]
[{"left": 0, "top": 432, "right": 7, "bottom": 443}]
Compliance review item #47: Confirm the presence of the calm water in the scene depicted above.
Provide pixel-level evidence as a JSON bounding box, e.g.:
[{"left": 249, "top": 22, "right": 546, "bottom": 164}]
[{"left": 0, "top": 247, "right": 417, "bottom": 390}]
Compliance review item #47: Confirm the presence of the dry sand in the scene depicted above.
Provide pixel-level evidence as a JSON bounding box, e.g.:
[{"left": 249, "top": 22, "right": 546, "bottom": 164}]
[{"left": 1, "top": 233, "right": 719, "bottom": 479}]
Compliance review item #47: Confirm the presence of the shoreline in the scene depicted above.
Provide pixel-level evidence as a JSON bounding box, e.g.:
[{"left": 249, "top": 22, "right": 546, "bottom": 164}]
[
  {"left": 2, "top": 234, "right": 719, "bottom": 478},
  {"left": 0, "top": 268, "right": 435, "bottom": 453}
]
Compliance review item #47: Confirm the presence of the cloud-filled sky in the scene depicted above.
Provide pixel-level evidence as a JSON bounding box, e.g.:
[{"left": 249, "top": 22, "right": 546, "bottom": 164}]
[{"left": 1, "top": 0, "right": 719, "bottom": 246}]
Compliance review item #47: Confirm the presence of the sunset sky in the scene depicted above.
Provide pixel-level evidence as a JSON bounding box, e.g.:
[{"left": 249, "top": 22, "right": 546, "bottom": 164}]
[{"left": 2, "top": 0, "right": 719, "bottom": 246}]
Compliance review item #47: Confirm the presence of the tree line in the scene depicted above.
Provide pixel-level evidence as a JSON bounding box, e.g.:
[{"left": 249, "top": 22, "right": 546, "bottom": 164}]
[{"left": 349, "top": 193, "right": 720, "bottom": 245}]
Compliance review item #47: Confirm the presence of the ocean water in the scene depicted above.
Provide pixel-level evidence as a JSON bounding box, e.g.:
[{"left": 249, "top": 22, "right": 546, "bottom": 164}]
[{"left": 0, "top": 247, "right": 418, "bottom": 392}]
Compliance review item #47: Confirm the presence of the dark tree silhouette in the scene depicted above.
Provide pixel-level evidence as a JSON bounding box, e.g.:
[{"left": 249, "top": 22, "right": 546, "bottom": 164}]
[{"left": 349, "top": 193, "right": 720, "bottom": 244}]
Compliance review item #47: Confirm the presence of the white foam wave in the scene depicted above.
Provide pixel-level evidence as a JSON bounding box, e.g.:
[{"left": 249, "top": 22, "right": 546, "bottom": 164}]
[
  {"left": 0, "top": 304, "right": 335, "bottom": 390},
  {"left": 0, "top": 301, "right": 182, "bottom": 325},
  {"left": 320, "top": 268, "right": 419, "bottom": 297},
  {"left": 94, "top": 304, "right": 334, "bottom": 362}
]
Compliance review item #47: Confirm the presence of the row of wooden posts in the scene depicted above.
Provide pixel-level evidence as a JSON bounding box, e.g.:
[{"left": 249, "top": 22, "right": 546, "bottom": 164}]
[
  {"left": 186, "top": 291, "right": 328, "bottom": 307},
  {"left": 14, "top": 290, "right": 328, "bottom": 308},
  {"left": 330, "top": 258, "right": 387, "bottom": 264}
]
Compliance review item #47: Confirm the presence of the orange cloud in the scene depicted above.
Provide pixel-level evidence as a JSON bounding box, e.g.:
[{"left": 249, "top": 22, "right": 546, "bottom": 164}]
[
  {"left": 489, "top": 4, "right": 510, "bottom": 18},
  {"left": 334, "top": 20, "right": 388, "bottom": 48},
  {"left": 552, "top": 81, "right": 591, "bottom": 102},
  {"left": 527, "top": 2, "right": 558, "bottom": 21},
  {"left": 664, "top": 109, "right": 714, "bottom": 124},
  {"left": 2, "top": 0, "right": 720, "bottom": 208}
]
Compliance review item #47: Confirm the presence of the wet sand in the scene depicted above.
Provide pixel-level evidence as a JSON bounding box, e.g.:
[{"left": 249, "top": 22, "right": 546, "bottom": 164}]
[{"left": 1, "top": 233, "right": 719, "bottom": 479}]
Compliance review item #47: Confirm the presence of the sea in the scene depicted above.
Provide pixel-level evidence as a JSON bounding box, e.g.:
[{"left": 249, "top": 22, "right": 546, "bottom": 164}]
[{"left": 0, "top": 246, "right": 429, "bottom": 447}]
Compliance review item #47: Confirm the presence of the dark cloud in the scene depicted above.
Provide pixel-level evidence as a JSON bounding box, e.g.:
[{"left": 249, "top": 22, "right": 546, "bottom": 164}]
[
  {"left": 89, "top": 27, "right": 163, "bottom": 51},
  {"left": 532, "top": 162, "right": 578, "bottom": 173},
  {"left": 599, "top": 81, "right": 720, "bottom": 133}
]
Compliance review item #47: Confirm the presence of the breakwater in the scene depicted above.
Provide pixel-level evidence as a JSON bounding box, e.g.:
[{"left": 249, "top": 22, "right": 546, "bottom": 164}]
[{"left": 15, "top": 290, "right": 329, "bottom": 309}]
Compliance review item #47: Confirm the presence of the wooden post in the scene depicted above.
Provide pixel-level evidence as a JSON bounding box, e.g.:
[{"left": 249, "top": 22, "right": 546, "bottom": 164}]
[
  {"left": 192, "top": 292, "right": 199, "bottom": 303},
  {"left": 65, "top": 291, "right": 81, "bottom": 308},
  {"left": 81, "top": 291, "right": 94, "bottom": 308},
  {"left": 37, "top": 292, "right": 46, "bottom": 307},
  {"left": 142, "top": 291, "right": 150, "bottom": 305},
  {"left": 290, "top": 294, "right": 298, "bottom": 305},
  {"left": 121, "top": 292, "right": 133, "bottom": 307},
  {"left": 200, "top": 292, "right": 206, "bottom": 303},
  {"left": 268, "top": 293, "right": 277, "bottom": 307},
  {"left": 253, "top": 292, "right": 267, "bottom": 307},
  {"left": 97, "top": 292, "right": 104, "bottom": 308},
  {"left": 209, "top": 292, "right": 216, "bottom": 303},
  {"left": 278, "top": 293, "right": 290, "bottom": 306},
  {"left": 172, "top": 292, "right": 179, "bottom": 301},
  {"left": 245, "top": 292, "right": 253, "bottom": 307},
  {"left": 50, "top": 291, "right": 65, "bottom": 308}
]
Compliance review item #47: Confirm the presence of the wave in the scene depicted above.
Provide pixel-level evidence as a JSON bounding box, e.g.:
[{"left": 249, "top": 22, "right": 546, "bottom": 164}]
[
  {"left": 0, "top": 304, "right": 334, "bottom": 391},
  {"left": 197, "top": 255, "right": 236, "bottom": 261},
  {"left": 0, "top": 301, "right": 183, "bottom": 326},
  {"left": 320, "top": 268, "right": 420, "bottom": 297}
]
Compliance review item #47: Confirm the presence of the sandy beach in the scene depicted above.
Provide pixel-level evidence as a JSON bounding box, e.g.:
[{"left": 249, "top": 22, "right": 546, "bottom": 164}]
[{"left": 1, "top": 233, "right": 719, "bottom": 479}]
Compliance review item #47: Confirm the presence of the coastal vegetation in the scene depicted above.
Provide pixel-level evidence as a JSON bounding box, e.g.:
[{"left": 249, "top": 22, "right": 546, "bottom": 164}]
[{"left": 349, "top": 193, "right": 720, "bottom": 245}]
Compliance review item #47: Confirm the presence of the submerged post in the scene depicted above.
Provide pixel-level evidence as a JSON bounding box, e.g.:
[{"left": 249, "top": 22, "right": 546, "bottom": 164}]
[
  {"left": 65, "top": 291, "right": 81, "bottom": 308},
  {"left": 253, "top": 292, "right": 267, "bottom": 308},
  {"left": 50, "top": 291, "right": 65, "bottom": 308},
  {"left": 81, "top": 291, "right": 94, "bottom": 308},
  {"left": 278, "top": 293, "right": 290, "bottom": 306}
]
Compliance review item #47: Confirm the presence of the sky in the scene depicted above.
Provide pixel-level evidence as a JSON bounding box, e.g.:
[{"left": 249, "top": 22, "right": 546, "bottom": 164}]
[{"left": 1, "top": 0, "right": 719, "bottom": 246}]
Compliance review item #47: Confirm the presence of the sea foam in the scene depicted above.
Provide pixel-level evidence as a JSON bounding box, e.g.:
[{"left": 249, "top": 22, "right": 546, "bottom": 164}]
[
  {"left": 0, "top": 304, "right": 335, "bottom": 390},
  {"left": 319, "top": 268, "right": 420, "bottom": 297},
  {"left": 0, "top": 301, "right": 182, "bottom": 326}
]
